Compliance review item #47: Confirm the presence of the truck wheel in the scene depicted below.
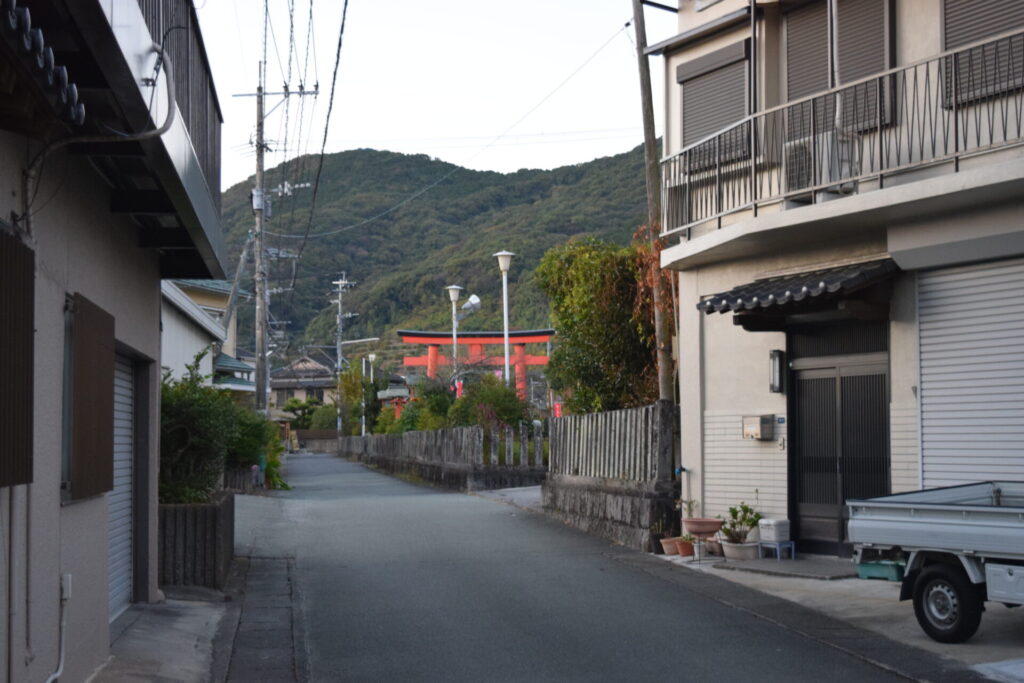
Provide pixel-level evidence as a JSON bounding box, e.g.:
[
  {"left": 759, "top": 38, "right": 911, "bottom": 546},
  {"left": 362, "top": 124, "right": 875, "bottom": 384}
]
[{"left": 912, "top": 564, "right": 983, "bottom": 643}]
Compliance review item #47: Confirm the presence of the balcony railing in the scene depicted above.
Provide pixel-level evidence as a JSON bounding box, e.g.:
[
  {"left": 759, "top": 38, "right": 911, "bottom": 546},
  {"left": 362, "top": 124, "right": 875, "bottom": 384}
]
[
  {"left": 662, "top": 28, "right": 1024, "bottom": 239},
  {"left": 138, "top": 0, "right": 223, "bottom": 210}
]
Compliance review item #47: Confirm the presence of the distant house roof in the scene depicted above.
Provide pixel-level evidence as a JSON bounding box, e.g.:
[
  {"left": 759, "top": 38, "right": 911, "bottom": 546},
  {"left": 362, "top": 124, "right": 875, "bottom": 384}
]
[
  {"left": 271, "top": 356, "right": 333, "bottom": 379},
  {"left": 213, "top": 375, "right": 256, "bottom": 390},
  {"left": 174, "top": 279, "right": 250, "bottom": 297},
  {"left": 214, "top": 352, "right": 255, "bottom": 374}
]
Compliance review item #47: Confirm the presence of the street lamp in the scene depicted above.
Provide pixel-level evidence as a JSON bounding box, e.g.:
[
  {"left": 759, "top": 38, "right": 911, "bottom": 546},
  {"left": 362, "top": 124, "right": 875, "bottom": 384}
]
[
  {"left": 445, "top": 285, "right": 463, "bottom": 379},
  {"left": 493, "top": 250, "right": 515, "bottom": 386},
  {"left": 362, "top": 352, "right": 377, "bottom": 436}
]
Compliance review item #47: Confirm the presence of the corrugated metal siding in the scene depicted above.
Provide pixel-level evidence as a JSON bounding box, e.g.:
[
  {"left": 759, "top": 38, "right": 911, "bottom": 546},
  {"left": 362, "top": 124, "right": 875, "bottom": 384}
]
[
  {"left": 944, "top": 0, "right": 1024, "bottom": 48},
  {"left": 70, "top": 293, "right": 115, "bottom": 500},
  {"left": 682, "top": 60, "right": 747, "bottom": 146},
  {"left": 109, "top": 355, "right": 134, "bottom": 620},
  {"left": 919, "top": 259, "right": 1024, "bottom": 486},
  {"left": 0, "top": 231, "right": 34, "bottom": 488}
]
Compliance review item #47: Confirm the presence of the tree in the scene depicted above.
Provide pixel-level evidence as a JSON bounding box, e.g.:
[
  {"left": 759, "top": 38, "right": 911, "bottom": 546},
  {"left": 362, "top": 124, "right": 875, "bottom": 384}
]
[
  {"left": 448, "top": 374, "right": 527, "bottom": 428},
  {"left": 536, "top": 236, "right": 658, "bottom": 413},
  {"left": 283, "top": 397, "right": 322, "bottom": 429}
]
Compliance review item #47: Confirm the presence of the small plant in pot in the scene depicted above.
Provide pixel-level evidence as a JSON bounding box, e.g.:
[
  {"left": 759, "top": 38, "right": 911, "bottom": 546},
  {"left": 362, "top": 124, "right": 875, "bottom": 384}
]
[
  {"left": 719, "top": 502, "right": 763, "bottom": 561},
  {"left": 674, "top": 534, "right": 696, "bottom": 557}
]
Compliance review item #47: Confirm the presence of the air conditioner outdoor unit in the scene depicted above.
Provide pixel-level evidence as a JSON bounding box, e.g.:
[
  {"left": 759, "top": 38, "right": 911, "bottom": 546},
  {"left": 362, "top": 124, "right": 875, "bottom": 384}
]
[{"left": 784, "top": 131, "right": 859, "bottom": 196}]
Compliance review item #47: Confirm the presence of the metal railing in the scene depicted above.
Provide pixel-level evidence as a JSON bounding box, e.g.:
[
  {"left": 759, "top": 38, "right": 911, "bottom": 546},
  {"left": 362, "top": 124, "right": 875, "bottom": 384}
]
[
  {"left": 662, "top": 29, "right": 1024, "bottom": 238},
  {"left": 138, "top": 0, "right": 223, "bottom": 210}
]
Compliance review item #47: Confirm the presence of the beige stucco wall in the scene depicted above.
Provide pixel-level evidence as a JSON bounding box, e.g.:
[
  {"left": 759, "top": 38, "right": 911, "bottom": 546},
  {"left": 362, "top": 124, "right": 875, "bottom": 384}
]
[{"left": 0, "top": 131, "right": 162, "bottom": 682}]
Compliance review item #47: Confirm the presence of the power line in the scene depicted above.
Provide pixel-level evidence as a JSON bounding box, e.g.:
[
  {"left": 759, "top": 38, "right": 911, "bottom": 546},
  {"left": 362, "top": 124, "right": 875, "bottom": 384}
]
[
  {"left": 285, "top": 0, "right": 350, "bottom": 298},
  {"left": 265, "top": 18, "right": 635, "bottom": 241}
]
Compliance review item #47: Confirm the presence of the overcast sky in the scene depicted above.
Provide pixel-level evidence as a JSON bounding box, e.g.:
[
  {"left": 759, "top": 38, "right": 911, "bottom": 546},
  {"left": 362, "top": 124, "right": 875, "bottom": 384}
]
[{"left": 195, "top": 1, "right": 679, "bottom": 192}]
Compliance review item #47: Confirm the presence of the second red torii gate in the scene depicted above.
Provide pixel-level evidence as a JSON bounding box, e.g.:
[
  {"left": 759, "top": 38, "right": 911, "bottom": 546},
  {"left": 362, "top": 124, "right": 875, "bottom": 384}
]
[{"left": 398, "top": 329, "right": 554, "bottom": 398}]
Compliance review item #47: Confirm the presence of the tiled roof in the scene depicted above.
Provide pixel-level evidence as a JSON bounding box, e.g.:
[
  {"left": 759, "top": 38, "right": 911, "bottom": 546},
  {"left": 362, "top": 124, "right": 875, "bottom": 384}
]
[{"left": 699, "top": 259, "right": 899, "bottom": 314}]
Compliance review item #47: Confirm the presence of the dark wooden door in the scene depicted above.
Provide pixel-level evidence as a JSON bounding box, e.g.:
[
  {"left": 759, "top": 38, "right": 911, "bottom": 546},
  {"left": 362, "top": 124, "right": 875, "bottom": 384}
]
[{"left": 792, "top": 356, "right": 889, "bottom": 556}]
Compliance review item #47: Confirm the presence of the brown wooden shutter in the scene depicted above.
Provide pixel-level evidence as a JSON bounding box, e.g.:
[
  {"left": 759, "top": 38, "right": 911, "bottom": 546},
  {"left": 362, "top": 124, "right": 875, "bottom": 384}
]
[
  {"left": 681, "top": 60, "right": 748, "bottom": 146},
  {"left": 0, "top": 230, "right": 34, "bottom": 488},
  {"left": 70, "top": 293, "right": 115, "bottom": 500}
]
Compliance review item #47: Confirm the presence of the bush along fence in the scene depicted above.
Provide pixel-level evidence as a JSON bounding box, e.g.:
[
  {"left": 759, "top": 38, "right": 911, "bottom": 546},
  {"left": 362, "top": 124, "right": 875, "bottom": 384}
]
[
  {"left": 542, "top": 400, "right": 679, "bottom": 552},
  {"left": 337, "top": 422, "right": 547, "bottom": 491},
  {"left": 158, "top": 492, "right": 235, "bottom": 589}
]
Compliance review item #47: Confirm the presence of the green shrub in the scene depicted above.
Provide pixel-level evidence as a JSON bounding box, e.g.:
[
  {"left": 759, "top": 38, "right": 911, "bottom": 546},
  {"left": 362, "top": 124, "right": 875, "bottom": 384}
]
[
  {"left": 264, "top": 430, "right": 290, "bottom": 490},
  {"left": 160, "top": 354, "right": 240, "bottom": 503},
  {"left": 448, "top": 374, "right": 527, "bottom": 429},
  {"left": 309, "top": 403, "right": 338, "bottom": 430},
  {"left": 227, "top": 404, "right": 276, "bottom": 469}
]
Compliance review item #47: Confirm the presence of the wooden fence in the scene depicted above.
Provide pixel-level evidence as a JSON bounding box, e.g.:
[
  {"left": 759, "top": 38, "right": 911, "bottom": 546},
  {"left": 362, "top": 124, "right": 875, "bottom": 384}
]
[
  {"left": 338, "top": 423, "right": 547, "bottom": 490},
  {"left": 158, "top": 492, "right": 234, "bottom": 589},
  {"left": 543, "top": 401, "right": 679, "bottom": 551},
  {"left": 549, "top": 401, "right": 674, "bottom": 482}
]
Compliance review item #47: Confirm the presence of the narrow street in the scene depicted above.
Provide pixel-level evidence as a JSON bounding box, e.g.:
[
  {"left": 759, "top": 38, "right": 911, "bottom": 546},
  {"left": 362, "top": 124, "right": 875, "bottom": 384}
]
[{"left": 232, "top": 453, "right": 953, "bottom": 682}]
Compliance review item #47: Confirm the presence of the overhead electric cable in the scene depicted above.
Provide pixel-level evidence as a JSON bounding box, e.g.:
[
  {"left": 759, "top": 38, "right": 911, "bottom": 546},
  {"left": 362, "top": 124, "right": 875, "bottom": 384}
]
[
  {"left": 265, "top": 18, "right": 634, "bottom": 240},
  {"left": 284, "top": 0, "right": 351, "bottom": 299}
]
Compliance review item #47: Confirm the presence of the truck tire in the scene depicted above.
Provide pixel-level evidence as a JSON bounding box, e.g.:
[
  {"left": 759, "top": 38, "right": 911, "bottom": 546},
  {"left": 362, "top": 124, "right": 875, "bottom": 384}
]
[{"left": 912, "top": 564, "right": 983, "bottom": 643}]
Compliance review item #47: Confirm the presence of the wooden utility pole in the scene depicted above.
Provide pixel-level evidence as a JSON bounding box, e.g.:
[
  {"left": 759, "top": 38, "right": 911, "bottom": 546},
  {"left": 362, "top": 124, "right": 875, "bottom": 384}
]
[
  {"left": 254, "top": 65, "right": 268, "bottom": 411},
  {"left": 631, "top": 0, "right": 675, "bottom": 403}
]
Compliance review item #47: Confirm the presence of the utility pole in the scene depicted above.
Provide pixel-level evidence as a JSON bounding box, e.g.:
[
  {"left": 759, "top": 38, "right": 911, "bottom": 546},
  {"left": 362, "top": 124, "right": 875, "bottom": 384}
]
[
  {"left": 331, "top": 274, "right": 357, "bottom": 434},
  {"left": 234, "top": 67, "right": 319, "bottom": 414},
  {"left": 631, "top": 0, "right": 674, "bottom": 403},
  {"left": 254, "top": 63, "right": 268, "bottom": 411}
]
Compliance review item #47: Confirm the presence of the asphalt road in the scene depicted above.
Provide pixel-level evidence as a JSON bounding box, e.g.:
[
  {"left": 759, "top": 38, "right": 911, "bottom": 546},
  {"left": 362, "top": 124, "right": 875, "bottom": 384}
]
[{"left": 236, "top": 453, "right": 920, "bottom": 682}]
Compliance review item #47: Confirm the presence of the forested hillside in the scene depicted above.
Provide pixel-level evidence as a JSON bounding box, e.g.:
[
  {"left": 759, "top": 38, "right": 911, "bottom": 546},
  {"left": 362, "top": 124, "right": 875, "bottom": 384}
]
[{"left": 220, "top": 144, "right": 649, "bottom": 359}]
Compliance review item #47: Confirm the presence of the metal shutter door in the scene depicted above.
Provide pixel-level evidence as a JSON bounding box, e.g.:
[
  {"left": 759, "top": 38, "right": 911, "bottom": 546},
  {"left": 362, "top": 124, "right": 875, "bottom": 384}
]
[
  {"left": 918, "top": 259, "right": 1024, "bottom": 487},
  {"left": 681, "top": 60, "right": 747, "bottom": 146},
  {"left": 108, "top": 355, "right": 134, "bottom": 620},
  {"left": 786, "top": 1, "right": 829, "bottom": 100}
]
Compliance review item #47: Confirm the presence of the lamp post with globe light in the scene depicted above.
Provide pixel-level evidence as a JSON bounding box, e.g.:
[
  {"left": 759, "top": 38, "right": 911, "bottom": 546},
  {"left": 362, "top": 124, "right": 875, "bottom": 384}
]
[{"left": 493, "top": 251, "right": 515, "bottom": 386}]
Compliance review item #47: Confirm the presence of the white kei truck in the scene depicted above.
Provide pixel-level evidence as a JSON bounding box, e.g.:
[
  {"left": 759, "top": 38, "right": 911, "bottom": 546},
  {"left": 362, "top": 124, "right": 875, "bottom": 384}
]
[{"left": 847, "top": 481, "right": 1024, "bottom": 643}]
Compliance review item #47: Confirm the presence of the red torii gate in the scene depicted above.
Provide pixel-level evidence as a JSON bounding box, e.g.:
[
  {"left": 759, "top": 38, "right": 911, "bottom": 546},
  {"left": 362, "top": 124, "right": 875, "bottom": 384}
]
[{"left": 398, "top": 329, "right": 554, "bottom": 398}]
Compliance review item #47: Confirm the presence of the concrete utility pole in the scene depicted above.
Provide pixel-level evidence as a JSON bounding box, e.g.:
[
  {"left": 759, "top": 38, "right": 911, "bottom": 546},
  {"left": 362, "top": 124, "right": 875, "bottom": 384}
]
[
  {"left": 631, "top": 0, "right": 675, "bottom": 403},
  {"left": 332, "top": 274, "right": 357, "bottom": 434}
]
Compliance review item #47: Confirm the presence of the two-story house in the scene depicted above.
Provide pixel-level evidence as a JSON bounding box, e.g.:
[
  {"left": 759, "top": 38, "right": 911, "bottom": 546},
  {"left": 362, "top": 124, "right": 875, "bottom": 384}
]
[
  {"left": 652, "top": 0, "right": 1024, "bottom": 554},
  {"left": 0, "top": 1, "right": 223, "bottom": 680}
]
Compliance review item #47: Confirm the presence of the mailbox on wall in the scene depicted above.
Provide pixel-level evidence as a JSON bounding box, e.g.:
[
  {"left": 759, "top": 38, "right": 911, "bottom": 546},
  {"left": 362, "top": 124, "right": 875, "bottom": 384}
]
[{"left": 742, "top": 415, "right": 775, "bottom": 441}]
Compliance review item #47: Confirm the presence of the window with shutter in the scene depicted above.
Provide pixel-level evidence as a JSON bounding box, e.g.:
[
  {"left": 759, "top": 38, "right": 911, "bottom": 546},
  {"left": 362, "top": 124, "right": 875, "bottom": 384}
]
[
  {"left": 0, "top": 229, "right": 34, "bottom": 488},
  {"left": 62, "top": 293, "right": 115, "bottom": 501},
  {"left": 677, "top": 40, "right": 749, "bottom": 164},
  {"left": 786, "top": 0, "right": 889, "bottom": 137},
  {"left": 944, "top": 0, "right": 1024, "bottom": 104}
]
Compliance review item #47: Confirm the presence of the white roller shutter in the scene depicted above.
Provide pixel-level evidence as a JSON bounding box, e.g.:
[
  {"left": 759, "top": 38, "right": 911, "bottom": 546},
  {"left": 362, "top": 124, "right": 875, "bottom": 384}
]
[
  {"left": 108, "top": 355, "right": 134, "bottom": 620},
  {"left": 918, "top": 258, "right": 1024, "bottom": 487}
]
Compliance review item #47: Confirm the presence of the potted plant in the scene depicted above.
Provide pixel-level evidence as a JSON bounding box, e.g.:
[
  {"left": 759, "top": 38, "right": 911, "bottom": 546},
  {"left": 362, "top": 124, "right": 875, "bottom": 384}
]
[
  {"left": 674, "top": 534, "right": 696, "bottom": 557},
  {"left": 719, "top": 502, "right": 763, "bottom": 561}
]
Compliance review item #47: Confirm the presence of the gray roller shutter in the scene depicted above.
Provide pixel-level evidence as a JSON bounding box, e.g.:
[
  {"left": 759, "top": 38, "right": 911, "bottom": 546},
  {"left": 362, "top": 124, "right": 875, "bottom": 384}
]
[
  {"left": 918, "top": 259, "right": 1024, "bottom": 487},
  {"left": 682, "top": 61, "right": 747, "bottom": 146},
  {"left": 944, "top": 0, "right": 1024, "bottom": 49},
  {"left": 108, "top": 355, "right": 134, "bottom": 621}
]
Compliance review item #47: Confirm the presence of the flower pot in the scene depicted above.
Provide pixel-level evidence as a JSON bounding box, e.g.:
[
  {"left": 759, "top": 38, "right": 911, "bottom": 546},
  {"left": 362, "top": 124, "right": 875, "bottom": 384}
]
[
  {"left": 683, "top": 518, "right": 723, "bottom": 536},
  {"left": 659, "top": 536, "right": 682, "bottom": 555},
  {"left": 721, "top": 540, "right": 759, "bottom": 561},
  {"left": 675, "top": 539, "right": 694, "bottom": 557}
]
